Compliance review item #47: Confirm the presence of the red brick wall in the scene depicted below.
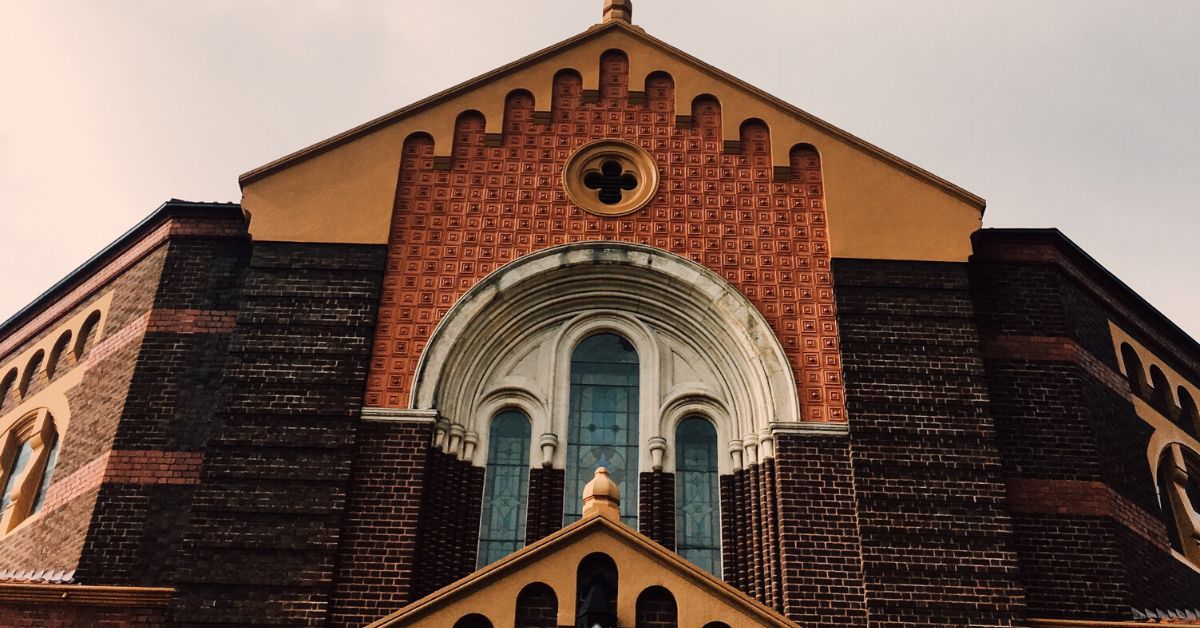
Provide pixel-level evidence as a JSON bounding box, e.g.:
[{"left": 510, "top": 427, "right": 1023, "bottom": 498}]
[{"left": 365, "top": 49, "right": 847, "bottom": 423}]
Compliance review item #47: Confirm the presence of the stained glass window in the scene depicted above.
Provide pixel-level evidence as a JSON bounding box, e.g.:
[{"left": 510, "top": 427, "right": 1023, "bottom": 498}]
[
  {"left": 477, "top": 410, "right": 531, "bottom": 567},
  {"left": 676, "top": 416, "right": 721, "bottom": 576},
  {"left": 30, "top": 433, "right": 59, "bottom": 514},
  {"left": 0, "top": 440, "right": 34, "bottom": 512},
  {"left": 564, "top": 333, "right": 639, "bottom": 527}
]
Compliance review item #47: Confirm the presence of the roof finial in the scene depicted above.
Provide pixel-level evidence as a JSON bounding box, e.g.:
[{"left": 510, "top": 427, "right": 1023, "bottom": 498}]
[
  {"left": 582, "top": 467, "right": 621, "bottom": 521},
  {"left": 603, "top": 0, "right": 633, "bottom": 24}
]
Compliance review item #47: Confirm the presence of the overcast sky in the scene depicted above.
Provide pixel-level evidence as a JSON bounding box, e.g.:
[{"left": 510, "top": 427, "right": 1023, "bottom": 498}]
[{"left": 2, "top": 1, "right": 1197, "bottom": 339}]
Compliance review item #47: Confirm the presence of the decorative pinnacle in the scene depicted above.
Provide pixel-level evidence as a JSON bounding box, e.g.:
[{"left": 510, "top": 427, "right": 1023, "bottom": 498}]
[
  {"left": 603, "top": 0, "right": 633, "bottom": 24},
  {"left": 582, "top": 467, "right": 621, "bottom": 521}
]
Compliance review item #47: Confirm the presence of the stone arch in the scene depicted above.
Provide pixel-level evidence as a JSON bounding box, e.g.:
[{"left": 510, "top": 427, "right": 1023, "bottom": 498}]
[{"left": 413, "top": 242, "right": 799, "bottom": 474}]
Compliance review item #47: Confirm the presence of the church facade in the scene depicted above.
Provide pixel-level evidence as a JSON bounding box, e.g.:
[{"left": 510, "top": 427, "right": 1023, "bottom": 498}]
[{"left": 1, "top": 3, "right": 1198, "bottom": 626}]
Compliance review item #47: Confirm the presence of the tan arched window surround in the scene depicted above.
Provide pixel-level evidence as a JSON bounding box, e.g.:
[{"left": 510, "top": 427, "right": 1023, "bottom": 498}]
[
  {"left": 1159, "top": 443, "right": 1200, "bottom": 564},
  {"left": 0, "top": 408, "right": 58, "bottom": 533}
]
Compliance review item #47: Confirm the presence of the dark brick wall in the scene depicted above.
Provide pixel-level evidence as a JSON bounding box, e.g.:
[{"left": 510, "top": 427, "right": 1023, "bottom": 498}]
[
  {"left": 411, "top": 450, "right": 484, "bottom": 600},
  {"left": 639, "top": 471, "right": 675, "bottom": 549},
  {"left": 834, "top": 258, "right": 1026, "bottom": 627},
  {"left": 722, "top": 461, "right": 790, "bottom": 612},
  {"left": 526, "top": 466, "right": 564, "bottom": 544},
  {"left": 772, "top": 433, "right": 866, "bottom": 626},
  {"left": 167, "top": 242, "right": 386, "bottom": 626},
  {"left": 77, "top": 230, "right": 248, "bottom": 586},
  {"left": 329, "top": 420, "right": 431, "bottom": 625},
  {"left": 0, "top": 603, "right": 166, "bottom": 627},
  {"left": 970, "top": 234, "right": 1200, "bottom": 618}
]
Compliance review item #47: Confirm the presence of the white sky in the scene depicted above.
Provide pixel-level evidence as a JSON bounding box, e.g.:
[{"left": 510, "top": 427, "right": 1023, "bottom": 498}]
[{"left": 2, "top": 1, "right": 1198, "bottom": 340}]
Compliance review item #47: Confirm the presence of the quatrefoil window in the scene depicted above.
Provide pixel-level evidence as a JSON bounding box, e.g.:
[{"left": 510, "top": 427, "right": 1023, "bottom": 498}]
[
  {"left": 563, "top": 139, "right": 659, "bottom": 216},
  {"left": 584, "top": 161, "right": 638, "bottom": 205}
]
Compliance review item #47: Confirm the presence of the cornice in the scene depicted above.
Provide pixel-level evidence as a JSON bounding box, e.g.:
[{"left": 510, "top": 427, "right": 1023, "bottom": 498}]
[{"left": 0, "top": 583, "right": 173, "bottom": 607}]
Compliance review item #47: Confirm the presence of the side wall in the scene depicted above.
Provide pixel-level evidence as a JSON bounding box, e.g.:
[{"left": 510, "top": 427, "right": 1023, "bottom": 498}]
[
  {"left": 833, "top": 258, "right": 1027, "bottom": 627},
  {"left": 167, "top": 242, "right": 386, "bottom": 625},
  {"left": 970, "top": 231, "right": 1200, "bottom": 619}
]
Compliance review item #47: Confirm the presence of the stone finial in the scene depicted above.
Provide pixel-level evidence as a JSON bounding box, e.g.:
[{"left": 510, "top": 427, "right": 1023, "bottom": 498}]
[
  {"left": 582, "top": 467, "right": 621, "bottom": 521},
  {"left": 603, "top": 0, "right": 633, "bottom": 24}
]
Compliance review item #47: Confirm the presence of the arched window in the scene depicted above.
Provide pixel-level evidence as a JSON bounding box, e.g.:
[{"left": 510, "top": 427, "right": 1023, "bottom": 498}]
[
  {"left": 1159, "top": 454, "right": 1185, "bottom": 553},
  {"left": 1178, "top": 387, "right": 1200, "bottom": 439},
  {"left": 564, "top": 333, "right": 639, "bottom": 527},
  {"left": 514, "top": 582, "right": 557, "bottom": 628},
  {"left": 477, "top": 410, "right": 531, "bottom": 567},
  {"left": 29, "top": 431, "right": 59, "bottom": 515},
  {"left": 1150, "top": 366, "right": 1173, "bottom": 414},
  {"left": 1159, "top": 445, "right": 1200, "bottom": 563},
  {"left": 452, "top": 613, "right": 493, "bottom": 628},
  {"left": 0, "top": 409, "right": 59, "bottom": 532},
  {"left": 0, "top": 370, "right": 15, "bottom": 411},
  {"left": 46, "top": 331, "right": 72, "bottom": 380},
  {"left": 675, "top": 416, "right": 721, "bottom": 576},
  {"left": 1121, "top": 343, "right": 1147, "bottom": 397},
  {"left": 635, "top": 586, "right": 678, "bottom": 628},
  {"left": 576, "top": 553, "right": 618, "bottom": 624},
  {"left": 18, "top": 350, "right": 44, "bottom": 397}
]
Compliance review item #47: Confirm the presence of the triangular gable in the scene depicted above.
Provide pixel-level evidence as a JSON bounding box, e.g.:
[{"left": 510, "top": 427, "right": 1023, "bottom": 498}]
[
  {"left": 368, "top": 514, "right": 798, "bottom": 627},
  {"left": 240, "top": 19, "right": 983, "bottom": 262}
]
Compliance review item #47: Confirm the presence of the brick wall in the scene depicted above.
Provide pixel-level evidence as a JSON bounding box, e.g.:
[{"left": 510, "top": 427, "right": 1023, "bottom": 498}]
[
  {"left": 526, "top": 467, "right": 565, "bottom": 545},
  {"left": 364, "top": 49, "right": 847, "bottom": 425},
  {"left": 970, "top": 230, "right": 1200, "bottom": 618},
  {"left": 77, "top": 227, "right": 248, "bottom": 586},
  {"left": 834, "top": 258, "right": 1027, "bottom": 627},
  {"left": 0, "top": 205, "right": 241, "bottom": 577},
  {"left": 329, "top": 420, "right": 431, "bottom": 625},
  {"left": 167, "top": 242, "right": 386, "bottom": 625},
  {"left": 772, "top": 433, "right": 867, "bottom": 626},
  {"left": 411, "top": 450, "right": 484, "bottom": 600},
  {"left": 639, "top": 471, "right": 675, "bottom": 549},
  {"left": 0, "top": 603, "right": 166, "bottom": 627}
]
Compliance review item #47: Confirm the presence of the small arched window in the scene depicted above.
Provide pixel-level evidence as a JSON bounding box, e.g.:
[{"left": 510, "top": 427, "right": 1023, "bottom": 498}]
[
  {"left": 514, "top": 582, "right": 557, "bottom": 628},
  {"left": 0, "top": 370, "right": 15, "bottom": 411},
  {"left": 565, "top": 333, "right": 639, "bottom": 527},
  {"left": 1150, "top": 366, "right": 1173, "bottom": 415},
  {"left": 477, "top": 410, "right": 531, "bottom": 567},
  {"left": 452, "top": 613, "right": 493, "bottom": 628},
  {"left": 576, "top": 553, "right": 618, "bottom": 625},
  {"left": 676, "top": 416, "right": 721, "bottom": 577},
  {"left": 18, "top": 351, "right": 44, "bottom": 397},
  {"left": 635, "top": 586, "right": 678, "bottom": 628},
  {"left": 1178, "top": 387, "right": 1200, "bottom": 439},
  {"left": 46, "top": 331, "right": 72, "bottom": 380},
  {"left": 74, "top": 310, "right": 102, "bottom": 360},
  {"left": 1120, "top": 343, "right": 1147, "bottom": 397}
]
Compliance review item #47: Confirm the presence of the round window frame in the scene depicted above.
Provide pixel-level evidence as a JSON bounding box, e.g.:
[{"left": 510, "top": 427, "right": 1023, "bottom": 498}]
[{"left": 563, "top": 139, "right": 660, "bottom": 217}]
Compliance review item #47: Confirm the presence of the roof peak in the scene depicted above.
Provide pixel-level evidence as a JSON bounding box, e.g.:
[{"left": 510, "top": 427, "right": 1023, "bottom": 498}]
[{"left": 602, "top": 0, "right": 633, "bottom": 25}]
